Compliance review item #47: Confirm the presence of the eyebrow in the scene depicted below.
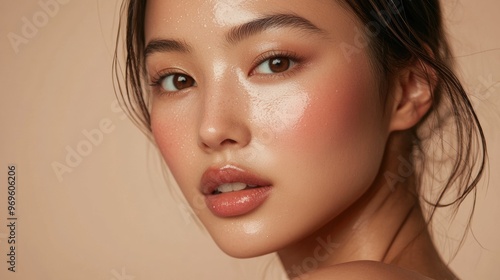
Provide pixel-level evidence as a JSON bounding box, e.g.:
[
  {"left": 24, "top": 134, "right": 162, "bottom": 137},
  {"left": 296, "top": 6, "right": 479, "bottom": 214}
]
[
  {"left": 225, "top": 13, "right": 326, "bottom": 44},
  {"left": 144, "top": 39, "right": 191, "bottom": 57},
  {"left": 144, "top": 13, "right": 325, "bottom": 58}
]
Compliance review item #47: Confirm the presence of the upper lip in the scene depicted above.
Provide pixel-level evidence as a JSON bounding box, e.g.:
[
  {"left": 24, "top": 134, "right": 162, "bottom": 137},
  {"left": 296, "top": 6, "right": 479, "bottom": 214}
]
[{"left": 200, "top": 164, "right": 272, "bottom": 195}]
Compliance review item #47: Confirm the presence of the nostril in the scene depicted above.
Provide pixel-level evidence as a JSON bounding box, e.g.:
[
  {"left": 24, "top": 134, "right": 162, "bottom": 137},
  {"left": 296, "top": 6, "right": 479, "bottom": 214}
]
[
  {"left": 220, "top": 139, "right": 238, "bottom": 146},
  {"left": 197, "top": 117, "right": 252, "bottom": 151},
  {"left": 199, "top": 137, "right": 238, "bottom": 151}
]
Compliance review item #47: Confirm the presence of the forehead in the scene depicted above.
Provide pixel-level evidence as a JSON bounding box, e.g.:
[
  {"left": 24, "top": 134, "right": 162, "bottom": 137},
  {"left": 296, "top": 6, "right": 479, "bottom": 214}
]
[
  {"left": 145, "top": 0, "right": 254, "bottom": 39},
  {"left": 144, "top": 0, "right": 352, "bottom": 41}
]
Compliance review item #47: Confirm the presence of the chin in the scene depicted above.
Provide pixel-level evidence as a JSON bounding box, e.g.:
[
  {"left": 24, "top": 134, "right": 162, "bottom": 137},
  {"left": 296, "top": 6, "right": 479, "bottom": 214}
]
[
  {"left": 197, "top": 209, "right": 289, "bottom": 259},
  {"left": 212, "top": 234, "right": 279, "bottom": 259}
]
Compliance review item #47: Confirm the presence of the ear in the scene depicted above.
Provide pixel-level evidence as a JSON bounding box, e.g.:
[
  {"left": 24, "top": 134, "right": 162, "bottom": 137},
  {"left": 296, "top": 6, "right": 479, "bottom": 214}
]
[{"left": 388, "top": 60, "right": 435, "bottom": 132}]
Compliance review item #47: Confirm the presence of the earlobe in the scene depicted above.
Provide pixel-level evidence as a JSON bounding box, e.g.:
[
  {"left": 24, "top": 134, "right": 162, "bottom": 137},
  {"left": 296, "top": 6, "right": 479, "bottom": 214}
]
[{"left": 388, "top": 61, "right": 435, "bottom": 132}]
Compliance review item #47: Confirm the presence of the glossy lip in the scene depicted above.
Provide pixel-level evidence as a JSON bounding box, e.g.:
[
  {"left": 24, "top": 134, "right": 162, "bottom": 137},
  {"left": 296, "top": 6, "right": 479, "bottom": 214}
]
[
  {"left": 200, "top": 164, "right": 272, "bottom": 195},
  {"left": 200, "top": 164, "right": 273, "bottom": 217}
]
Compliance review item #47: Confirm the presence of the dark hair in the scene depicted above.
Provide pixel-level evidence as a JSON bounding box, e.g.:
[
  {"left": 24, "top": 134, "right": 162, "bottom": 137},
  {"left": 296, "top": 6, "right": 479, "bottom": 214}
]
[
  {"left": 340, "top": 0, "right": 487, "bottom": 217},
  {"left": 113, "top": 0, "right": 487, "bottom": 248}
]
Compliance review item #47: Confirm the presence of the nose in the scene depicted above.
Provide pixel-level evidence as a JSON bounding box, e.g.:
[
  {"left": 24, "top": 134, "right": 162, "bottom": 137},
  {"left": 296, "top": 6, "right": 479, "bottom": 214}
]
[{"left": 197, "top": 83, "right": 252, "bottom": 152}]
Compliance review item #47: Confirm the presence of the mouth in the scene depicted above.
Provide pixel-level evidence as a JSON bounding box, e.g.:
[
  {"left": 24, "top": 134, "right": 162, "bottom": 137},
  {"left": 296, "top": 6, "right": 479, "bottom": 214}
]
[
  {"left": 200, "top": 165, "right": 272, "bottom": 217},
  {"left": 211, "top": 182, "right": 261, "bottom": 195}
]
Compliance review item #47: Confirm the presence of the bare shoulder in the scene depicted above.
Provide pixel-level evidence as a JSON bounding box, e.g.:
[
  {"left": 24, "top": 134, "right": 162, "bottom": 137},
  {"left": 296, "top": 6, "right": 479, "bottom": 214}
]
[{"left": 302, "top": 261, "right": 433, "bottom": 280}]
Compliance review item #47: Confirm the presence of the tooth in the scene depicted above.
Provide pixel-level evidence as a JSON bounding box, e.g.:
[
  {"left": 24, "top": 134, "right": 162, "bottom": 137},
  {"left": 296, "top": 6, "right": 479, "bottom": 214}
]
[{"left": 217, "top": 183, "right": 247, "bottom": 193}]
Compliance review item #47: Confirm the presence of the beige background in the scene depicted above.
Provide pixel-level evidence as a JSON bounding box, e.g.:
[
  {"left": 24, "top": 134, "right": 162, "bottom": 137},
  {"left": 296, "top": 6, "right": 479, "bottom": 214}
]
[{"left": 0, "top": 0, "right": 499, "bottom": 279}]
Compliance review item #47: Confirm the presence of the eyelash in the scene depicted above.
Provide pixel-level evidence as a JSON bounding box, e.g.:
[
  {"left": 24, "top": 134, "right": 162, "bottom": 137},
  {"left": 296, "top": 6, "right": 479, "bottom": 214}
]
[
  {"left": 148, "top": 50, "right": 305, "bottom": 95},
  {"left": 250, "top": 50, "right": 304, "bottom": 77},
  {"left": 149, "top": 69, "right": 179, "bottom": 88}
]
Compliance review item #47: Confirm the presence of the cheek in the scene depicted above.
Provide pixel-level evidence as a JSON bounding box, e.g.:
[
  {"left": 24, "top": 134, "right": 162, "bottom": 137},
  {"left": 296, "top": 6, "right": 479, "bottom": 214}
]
[
  {"left": 259, "top": 64, "right": 388, "bottom": 238},
  {"left": 281, "top": 66, "right": 385, "bottom": 156},
  {"left": 151, "top": 107, "right": 211, "bottom": 214},
  {"left": 151, "top": 112, "right": 183, "bottom": 165},
  {"left": 269, "top": 59, "right": 388, "bottom": 216},
  {"left": 150, "top": 104, "right": 199, "bottom": 187},
  {"left": 314, "top": 83, "right": 380, "bottom": 143}
]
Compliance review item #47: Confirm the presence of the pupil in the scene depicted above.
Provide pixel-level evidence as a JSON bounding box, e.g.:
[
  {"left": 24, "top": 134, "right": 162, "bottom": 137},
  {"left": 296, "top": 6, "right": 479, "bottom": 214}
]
[
  {"left": 270, "top": 57, "right": 289, "bottom": 73},
  {"left": 177, "top": 75, "right": 186, "bottom": 84},
  {"left": 174, "top": 74, "right": 192, "bottom": 89}
]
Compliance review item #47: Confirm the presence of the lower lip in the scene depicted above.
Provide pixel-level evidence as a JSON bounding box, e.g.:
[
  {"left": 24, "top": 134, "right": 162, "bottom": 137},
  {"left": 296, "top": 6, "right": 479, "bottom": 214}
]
[{"left": 205, "top": 186, "right": 272, "bottom": 217}]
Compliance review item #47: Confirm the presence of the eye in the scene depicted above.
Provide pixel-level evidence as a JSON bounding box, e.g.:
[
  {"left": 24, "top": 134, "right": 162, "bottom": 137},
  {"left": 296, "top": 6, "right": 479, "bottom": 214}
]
[
  {"left": 158, "top": 73, "right": 196, "bottom": 92},
  {"left": 254, "top": 56, "right": 295, "bottom": 75}
]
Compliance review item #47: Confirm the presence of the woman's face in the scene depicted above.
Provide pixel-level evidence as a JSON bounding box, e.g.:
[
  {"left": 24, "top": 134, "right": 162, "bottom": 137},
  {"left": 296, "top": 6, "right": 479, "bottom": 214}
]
[{"left": 145, "top": 0, "right": 391, "bottom": 257}]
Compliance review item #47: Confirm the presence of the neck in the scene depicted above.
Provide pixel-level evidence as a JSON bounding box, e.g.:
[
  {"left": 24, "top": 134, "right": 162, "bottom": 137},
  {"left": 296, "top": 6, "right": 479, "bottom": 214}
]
[{"left": 277, "top": 133, "right": 456, "bottom": 279}]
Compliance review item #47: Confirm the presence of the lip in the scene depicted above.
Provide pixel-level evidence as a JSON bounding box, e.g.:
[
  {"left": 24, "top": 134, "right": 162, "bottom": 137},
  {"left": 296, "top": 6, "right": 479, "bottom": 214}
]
[{"left": 200, "top": 164, "right": 273, "bottom": 217}]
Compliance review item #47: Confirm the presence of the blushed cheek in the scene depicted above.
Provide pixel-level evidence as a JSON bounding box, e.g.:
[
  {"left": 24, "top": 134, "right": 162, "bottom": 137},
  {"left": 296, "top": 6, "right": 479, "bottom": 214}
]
[
  {"left": 151, "top": 109, "right": 195, "bottom": 174},
  {"left": 152, "top": 119, "right": 175, "bottom": 166},
  {"left": 151, "top": 115, "right": 206, "bottom": 210},
  {"left": 278, "top": 74, "right": 382, "bottom": 158}
]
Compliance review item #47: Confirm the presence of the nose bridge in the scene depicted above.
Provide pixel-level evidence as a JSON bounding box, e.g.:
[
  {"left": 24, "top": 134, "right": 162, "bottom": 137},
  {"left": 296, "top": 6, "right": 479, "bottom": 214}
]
[{"left": 197, "top": 67, "right": 251, "bottom": 151}]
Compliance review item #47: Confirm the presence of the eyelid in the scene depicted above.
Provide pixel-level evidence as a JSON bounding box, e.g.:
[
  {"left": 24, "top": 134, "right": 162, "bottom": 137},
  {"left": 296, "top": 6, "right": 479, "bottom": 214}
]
[
  {"left": 149, "top": 68, "right": 183, "bottom": 86},
  {"left": 249, "top": 50, "right": 303, "bottom": 77},
  {"left": 148, "top": 68, "right": 196, "bottom": 95}
]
